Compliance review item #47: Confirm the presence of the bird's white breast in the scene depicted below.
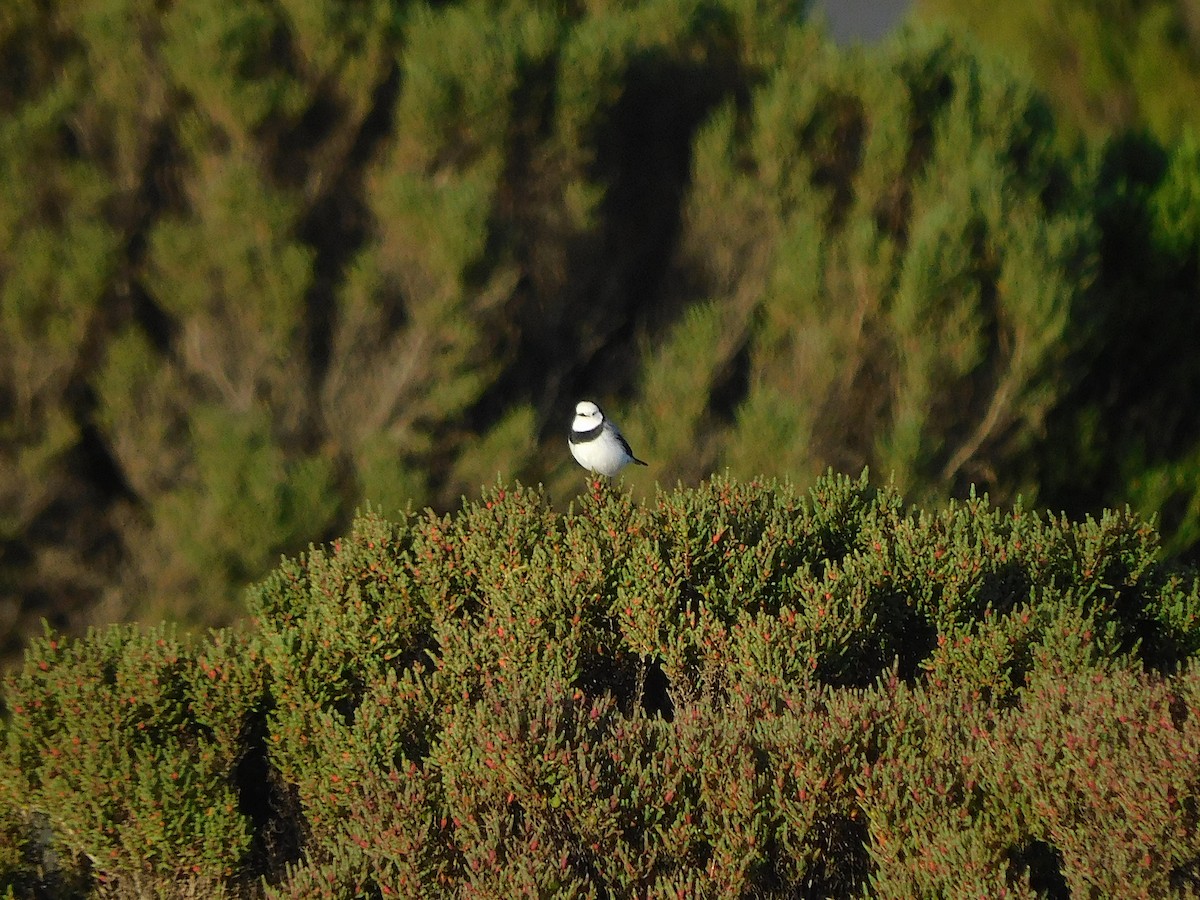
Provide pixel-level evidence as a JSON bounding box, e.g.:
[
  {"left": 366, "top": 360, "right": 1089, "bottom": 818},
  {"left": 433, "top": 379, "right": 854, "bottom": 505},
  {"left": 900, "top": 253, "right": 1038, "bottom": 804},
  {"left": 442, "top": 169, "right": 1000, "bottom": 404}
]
[{"left": 569, "top": 427, "right": 629, "bottom": 476}]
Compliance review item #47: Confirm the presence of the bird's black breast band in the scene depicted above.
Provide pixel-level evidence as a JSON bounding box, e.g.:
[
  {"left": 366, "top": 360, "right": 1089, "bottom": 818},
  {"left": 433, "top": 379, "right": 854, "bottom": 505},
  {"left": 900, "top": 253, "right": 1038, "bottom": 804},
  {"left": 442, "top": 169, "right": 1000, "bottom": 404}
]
[{"left": 569, "top": 424, "right": 604, "bottom": 444}]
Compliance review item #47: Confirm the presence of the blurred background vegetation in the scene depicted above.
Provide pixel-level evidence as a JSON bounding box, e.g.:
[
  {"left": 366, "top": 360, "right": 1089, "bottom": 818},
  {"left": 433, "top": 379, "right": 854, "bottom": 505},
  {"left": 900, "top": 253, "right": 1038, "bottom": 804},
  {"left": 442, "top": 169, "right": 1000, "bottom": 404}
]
[{"left": 2, "top": 0, "right": 1199, "bottom": 667}]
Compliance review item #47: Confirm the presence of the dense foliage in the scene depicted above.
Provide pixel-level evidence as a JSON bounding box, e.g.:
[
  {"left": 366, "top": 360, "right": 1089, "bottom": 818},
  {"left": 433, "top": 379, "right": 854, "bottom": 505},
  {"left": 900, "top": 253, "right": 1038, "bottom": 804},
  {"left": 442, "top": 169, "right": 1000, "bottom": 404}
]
[
  {"left": 917, "top": 0, "right": 1200, "bottom": 143},
  {"left": 911, "top": 0, "right": 1200, "bottom": 572},
  {"left": 3, "top": 0, "right": 1200, "bottom": 663},
  {"left": 2, "top": 474, "right": 1199, "bottom": 896}
]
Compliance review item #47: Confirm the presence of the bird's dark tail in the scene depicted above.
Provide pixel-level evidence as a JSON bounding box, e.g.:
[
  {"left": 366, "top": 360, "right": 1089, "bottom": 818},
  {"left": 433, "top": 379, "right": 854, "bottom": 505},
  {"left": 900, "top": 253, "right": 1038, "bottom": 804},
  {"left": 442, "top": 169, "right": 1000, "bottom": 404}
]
[{"left": 633, "top": 457, "right": 648, "bottom": 466}]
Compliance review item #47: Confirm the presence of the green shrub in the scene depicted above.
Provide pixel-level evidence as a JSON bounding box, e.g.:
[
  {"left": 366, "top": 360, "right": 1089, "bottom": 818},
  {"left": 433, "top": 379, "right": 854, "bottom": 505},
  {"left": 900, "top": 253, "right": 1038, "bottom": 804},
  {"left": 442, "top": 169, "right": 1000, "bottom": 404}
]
[
  {"left": 1, "top": 625, "right": 267, "bottom": 896},
  {"left": 2, "top": 474, "right": 1198, "bottom": 895}
]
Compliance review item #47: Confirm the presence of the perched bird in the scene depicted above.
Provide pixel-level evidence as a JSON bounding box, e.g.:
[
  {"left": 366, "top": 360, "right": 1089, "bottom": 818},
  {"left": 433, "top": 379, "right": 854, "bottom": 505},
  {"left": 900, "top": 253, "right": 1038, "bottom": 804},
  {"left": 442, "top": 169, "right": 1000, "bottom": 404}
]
[{"left": 569, "top": 400, "right": 648, "bottom": 476}]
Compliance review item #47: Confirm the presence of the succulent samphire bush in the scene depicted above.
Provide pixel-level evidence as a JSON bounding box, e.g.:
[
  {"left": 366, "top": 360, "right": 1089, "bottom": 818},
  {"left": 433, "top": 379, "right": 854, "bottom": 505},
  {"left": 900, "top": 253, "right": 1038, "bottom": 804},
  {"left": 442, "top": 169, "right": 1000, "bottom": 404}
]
[{"left": 3, "top": 472, "right": 1199, "bottom": 897}]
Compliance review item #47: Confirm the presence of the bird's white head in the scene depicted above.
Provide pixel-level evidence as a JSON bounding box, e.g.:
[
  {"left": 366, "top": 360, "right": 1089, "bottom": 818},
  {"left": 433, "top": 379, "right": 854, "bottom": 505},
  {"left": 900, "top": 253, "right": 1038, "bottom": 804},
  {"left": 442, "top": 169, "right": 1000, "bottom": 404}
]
[{"left": 573, "top": 401, "right": 603, "bottom": 430}]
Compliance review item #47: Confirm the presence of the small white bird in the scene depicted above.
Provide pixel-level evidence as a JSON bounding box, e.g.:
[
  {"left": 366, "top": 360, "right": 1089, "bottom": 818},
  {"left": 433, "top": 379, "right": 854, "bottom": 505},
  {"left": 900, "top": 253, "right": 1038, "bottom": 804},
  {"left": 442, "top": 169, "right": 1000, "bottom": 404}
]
[{"left": 569, "top": 400, "right": 648, "bottom": 476}]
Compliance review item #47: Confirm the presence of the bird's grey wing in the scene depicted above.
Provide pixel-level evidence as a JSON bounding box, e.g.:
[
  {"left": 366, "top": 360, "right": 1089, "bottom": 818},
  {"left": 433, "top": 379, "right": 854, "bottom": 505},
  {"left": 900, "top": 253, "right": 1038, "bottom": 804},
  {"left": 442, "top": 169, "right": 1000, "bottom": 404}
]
[{"left": 612, "top": 426, "right": 646, "bottom": 464}]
